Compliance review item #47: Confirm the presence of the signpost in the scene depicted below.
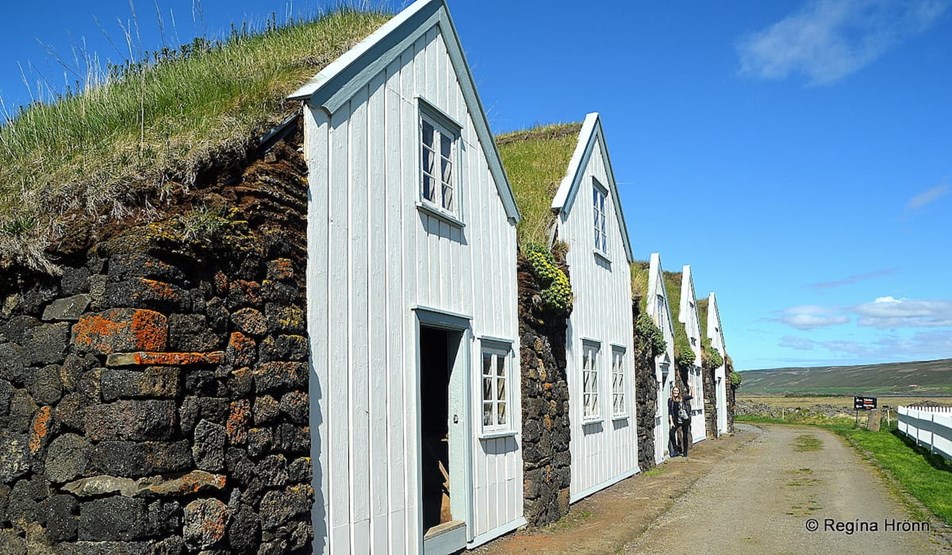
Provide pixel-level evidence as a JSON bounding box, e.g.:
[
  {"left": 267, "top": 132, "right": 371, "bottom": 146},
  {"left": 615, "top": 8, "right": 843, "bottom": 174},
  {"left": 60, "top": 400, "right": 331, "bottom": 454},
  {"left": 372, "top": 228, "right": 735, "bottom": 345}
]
[{"left": 853, "top": 396, "right": 878, "bottom": 427}]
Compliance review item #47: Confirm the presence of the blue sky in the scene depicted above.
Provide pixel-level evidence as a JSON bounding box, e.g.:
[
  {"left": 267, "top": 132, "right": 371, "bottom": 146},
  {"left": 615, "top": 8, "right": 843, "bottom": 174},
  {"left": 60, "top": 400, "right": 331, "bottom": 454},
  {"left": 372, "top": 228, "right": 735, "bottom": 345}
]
[{"left": 1, "top": 1, "right": 950, "bottom": 371}]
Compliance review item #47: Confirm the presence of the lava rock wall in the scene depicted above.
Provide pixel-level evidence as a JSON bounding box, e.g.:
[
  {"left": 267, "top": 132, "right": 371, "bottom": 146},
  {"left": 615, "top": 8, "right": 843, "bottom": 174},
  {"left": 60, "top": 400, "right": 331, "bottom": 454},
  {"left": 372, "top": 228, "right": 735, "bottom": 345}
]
[
  {"left": 703, "top": 366, "right": 717, "bottom": 439},
  {"left": 518, "top": 254, "right": 571, "bottom": 527},
  {"left": 0, "top": 124, "right": 312, "bottom": 553}
]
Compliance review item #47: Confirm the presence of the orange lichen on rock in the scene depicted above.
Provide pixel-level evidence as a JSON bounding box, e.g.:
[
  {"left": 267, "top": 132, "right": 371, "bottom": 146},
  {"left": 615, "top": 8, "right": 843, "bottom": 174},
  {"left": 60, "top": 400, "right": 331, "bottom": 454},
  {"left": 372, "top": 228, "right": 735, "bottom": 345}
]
[
  {"left": 139, "top": 279, "right": 180, "bottom": 302},
  {"left": 226, "top": 399, "right": 251, "bottom": 444},
  {"left": 267, "top": 259, "right": 294, "bottom": 281},
  {"left": 72, "top": 309, "right": 168, "bottom": 355},
  {"left": 29, "top": 406, "right": 53, "bottom": 454},
  {"left": 106, "top": 351, "right": 225, "bottom": 367}
]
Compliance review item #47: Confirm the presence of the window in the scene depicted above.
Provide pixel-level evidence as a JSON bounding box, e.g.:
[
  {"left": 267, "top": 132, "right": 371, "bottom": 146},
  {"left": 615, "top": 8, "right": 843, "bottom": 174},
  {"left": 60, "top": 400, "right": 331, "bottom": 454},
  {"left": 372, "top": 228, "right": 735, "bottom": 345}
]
[
  {"left": 481, "top": 345, "right": 511, "bottom": 433},
  {"left": 611, "top": 347, "right": 626, "bottom": 418},
  {"left": 421, "top": 115, "right": 457, "bottom": 214},
  {"left": 656, "top": 294, "right": 668, "bottom": 337},
  {"left": 592, "top": 179, "right": 608, "bottom": 255},
  {"left": 582, "top": 343, "right": 600, "bottom": 420}
]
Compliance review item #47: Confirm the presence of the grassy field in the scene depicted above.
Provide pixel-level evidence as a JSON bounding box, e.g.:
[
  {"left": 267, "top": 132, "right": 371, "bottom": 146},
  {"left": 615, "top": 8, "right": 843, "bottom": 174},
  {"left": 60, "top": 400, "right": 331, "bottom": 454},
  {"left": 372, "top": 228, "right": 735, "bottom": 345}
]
[
  {"left": 737, "top": 415, "right": 952, "bottom": 525},
  {"left": 740, "top": 358, "right": 952, "bottom": 396},
  {"left": 739, "top": 395, "right": 949, "bottom": 410}
]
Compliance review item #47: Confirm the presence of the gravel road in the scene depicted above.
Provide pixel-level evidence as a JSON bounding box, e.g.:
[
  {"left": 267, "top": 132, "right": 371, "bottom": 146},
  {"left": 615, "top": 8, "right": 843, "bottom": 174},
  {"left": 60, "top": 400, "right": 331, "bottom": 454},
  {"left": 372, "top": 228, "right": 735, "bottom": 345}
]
[{"left": 624, "top": 424, "right": 947, "bottom": 554}]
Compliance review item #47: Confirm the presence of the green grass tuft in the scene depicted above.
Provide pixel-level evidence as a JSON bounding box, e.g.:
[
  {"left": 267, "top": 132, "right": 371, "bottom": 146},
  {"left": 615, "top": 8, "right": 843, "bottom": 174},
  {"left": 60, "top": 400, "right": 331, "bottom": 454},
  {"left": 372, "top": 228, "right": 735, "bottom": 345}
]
[
  {"left": 0, "top": 9, "right": 390, "bottom": 271},
  {"left": 496, "top": 123, "right": 582, "bottom": 248}
]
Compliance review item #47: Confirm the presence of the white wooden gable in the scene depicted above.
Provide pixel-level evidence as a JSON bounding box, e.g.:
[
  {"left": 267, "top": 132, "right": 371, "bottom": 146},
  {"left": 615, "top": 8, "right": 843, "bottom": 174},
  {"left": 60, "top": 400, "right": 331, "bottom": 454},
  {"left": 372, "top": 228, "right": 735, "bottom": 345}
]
[
  {"left": 680, "top": 266, "right": 702, "bottom": 367},
  {"left": 289, "top": 0, "right": 521, "bottom": 222},
  {"left": 551, "top": 113, "right": 634, "bottom": 263},
  {"left": 707, "top": 292, "right": 727, "bottom": 357},
  {"left": 646, "top": 253, "right": 675, "bottom": 382}
]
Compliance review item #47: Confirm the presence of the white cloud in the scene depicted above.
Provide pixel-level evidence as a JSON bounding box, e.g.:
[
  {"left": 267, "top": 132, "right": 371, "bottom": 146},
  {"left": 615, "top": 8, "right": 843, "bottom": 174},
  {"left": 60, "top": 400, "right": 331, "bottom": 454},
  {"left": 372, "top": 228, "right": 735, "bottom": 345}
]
[
  {"left": 811, "top": 267, "right": 897, "bottom": 289},
  {"left": 773, "top": 305, "right": 850, "bottom": 330},
  {"left": 736, "top": 0, "right": 949, "bottom": 86},
  {"left": 853, "top": 296, "right": 952, "bottom": 328},
  {"left": 905, "top": 184, "right": 950, "bottom": 213},
  {"left": 779, "top": 336, "right": 817, "bottom": 350},
  {"left": 778, "top": 330, "right": 952, "bottom": 361}
]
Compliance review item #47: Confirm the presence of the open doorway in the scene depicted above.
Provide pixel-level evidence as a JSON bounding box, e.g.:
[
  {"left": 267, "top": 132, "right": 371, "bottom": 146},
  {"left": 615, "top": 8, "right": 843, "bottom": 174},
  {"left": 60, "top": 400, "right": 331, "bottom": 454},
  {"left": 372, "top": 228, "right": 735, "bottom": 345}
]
[{"left": 420, "top": 325, "right": 466, "bottom": 543}]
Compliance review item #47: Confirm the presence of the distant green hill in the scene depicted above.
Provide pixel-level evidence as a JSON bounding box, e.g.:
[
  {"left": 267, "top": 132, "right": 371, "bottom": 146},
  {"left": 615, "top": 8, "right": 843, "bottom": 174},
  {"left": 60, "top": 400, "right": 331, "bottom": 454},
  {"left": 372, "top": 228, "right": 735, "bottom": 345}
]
[{"left": 741, "top": 359, "right": 952, "bottom": 396}]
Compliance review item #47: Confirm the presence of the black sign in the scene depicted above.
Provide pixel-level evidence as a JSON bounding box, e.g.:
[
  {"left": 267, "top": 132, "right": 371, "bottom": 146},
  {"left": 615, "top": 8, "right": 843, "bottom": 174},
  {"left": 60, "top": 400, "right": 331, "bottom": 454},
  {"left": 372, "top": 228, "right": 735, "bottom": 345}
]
[{"left": 854, "top": 396, "right": 878, "bottom": 410}]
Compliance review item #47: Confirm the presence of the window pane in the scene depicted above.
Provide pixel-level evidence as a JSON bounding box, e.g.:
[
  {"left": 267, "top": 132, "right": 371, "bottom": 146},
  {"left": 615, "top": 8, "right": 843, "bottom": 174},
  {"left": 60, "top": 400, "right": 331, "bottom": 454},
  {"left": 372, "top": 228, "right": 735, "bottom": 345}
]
[
  {"left": 497, "top": 355, "right": 506, "bottom": 376},
  {"left": 422, "top": 174, "right": 434, "bottom": 202},
  {"left": 422, "top": 120, "right": 434, "bottom": 148},
  {"left": 497, "top": 375, "right": 506, "bottom": 402},
  {"left": 441, "top": 133, "right": 452, "bottom": 159},
  {"left": 483, "top": 377, "right": 492, "bottom": 402},
  {"left": 497, "top": 402, "right": 506, "bottom": 425},
  {"left": 483, "top": 402, "right": 492, "bottom": 426},
  {"left": 442, "top": 180, "right": 453, "bottom": 211},
  {"left": 483, "top": 352, "right": 492, "bottom": 377}
]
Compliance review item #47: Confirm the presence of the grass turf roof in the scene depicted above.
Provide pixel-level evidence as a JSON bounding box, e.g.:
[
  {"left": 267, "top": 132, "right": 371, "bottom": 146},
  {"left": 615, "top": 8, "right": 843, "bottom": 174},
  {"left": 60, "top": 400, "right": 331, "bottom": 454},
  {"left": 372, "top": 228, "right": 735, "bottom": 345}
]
[
  {"left": 0, "top": 9, "right": 390, "bottom": 271},
  {"left": 496, "top": 123, "right": 582, "bottom": 248},
  {"left": 630, "top": 260, "right": 650, "bottom": 310},
  {"left": 698, "top": 296, "right": 710, "bottom": 340}
]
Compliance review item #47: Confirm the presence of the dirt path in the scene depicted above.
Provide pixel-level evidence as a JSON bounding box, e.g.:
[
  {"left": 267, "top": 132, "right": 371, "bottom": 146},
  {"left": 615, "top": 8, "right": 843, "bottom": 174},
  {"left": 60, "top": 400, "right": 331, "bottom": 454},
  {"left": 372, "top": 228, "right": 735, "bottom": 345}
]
[
  {"left": 625, "top": 424, "right": 947, "bottom": 554},
  {"left": 473, "top": 426, "right": 762, "bottom": 554}
]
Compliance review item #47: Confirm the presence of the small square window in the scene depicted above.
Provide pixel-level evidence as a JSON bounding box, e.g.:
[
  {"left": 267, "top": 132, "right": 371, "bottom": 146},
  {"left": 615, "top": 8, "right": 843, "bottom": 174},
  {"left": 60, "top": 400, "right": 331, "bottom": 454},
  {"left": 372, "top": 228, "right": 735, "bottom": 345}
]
[
  {"left": 593, "top": 179, "right": 608, "bottom": 255},
  {"left": 582, "top": 342, "right": 600, "bottom": 420},
  {"left": 611, "top": 347, "right": 626, "bottom": 418},
  {"left": 481, "top": 343, "right": 512, "bottom": 434},
  {"left": 420, "top": 114, "right": 458, "bottom": 214}
]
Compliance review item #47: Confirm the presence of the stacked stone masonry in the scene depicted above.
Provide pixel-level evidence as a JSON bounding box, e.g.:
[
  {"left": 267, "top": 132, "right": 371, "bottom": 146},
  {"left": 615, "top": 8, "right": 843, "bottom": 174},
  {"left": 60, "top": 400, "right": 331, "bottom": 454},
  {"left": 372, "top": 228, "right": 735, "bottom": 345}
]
[
  {"left": 518, "top": 255, "right": 572, "bottom": 527},
  {"left": 0, "top": 123, "right": 312, "bottom": 554},
  {"left": 632, "top": 303, "right": 657, "bottom": 472},
  {"left": 703, "top": 366, "right": 717, "bottom": 439}
]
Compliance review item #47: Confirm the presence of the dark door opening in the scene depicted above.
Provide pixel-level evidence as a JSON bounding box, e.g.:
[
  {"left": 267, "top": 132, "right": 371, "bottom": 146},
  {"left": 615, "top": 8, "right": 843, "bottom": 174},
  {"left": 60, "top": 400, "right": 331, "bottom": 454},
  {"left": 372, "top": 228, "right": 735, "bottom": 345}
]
[{"left": 420, "top": 326, "right": 457, "bottom": 535}]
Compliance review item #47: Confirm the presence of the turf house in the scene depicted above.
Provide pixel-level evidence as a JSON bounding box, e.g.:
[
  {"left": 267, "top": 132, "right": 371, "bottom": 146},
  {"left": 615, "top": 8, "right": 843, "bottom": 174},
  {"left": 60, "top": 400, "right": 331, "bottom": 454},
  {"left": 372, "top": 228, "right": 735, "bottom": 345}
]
[
  {"left": 291, "top": 0, "right": 528, "bottom": 552},
  {"left": 704, "top": 292, "right": 730, "bottom": 436},
  {"left": 677, "top": 266, "right": 707, "bottom": 444},
  {"left": 0, "top": 0, "right": 741, "bottom": 551},
  {"left": 636, "top": 253, "right": 678, "bottom": 464},
  {"left": 499, "top": 113, "right": 640, "bottom": 504}
]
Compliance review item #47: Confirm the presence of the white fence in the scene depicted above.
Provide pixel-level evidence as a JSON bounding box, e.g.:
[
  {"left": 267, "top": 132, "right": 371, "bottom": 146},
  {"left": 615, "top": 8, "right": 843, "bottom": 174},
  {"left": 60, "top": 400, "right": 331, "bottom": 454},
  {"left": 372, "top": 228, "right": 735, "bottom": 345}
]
[{"left": 897, "top": 406, "right": 952, "bottom": 462}]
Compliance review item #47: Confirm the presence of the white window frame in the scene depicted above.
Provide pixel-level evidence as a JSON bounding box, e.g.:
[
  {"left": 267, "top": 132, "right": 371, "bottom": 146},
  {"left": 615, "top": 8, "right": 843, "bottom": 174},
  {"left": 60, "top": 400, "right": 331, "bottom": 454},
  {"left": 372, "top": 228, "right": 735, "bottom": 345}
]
[
  {"left": 656, "top": 294, "right": 668, "bottom": 337},
  {"left": 582, "top": 341, "right": 601, "bottom": 422},
  {"left": 592, "top": 178, "right": 609, "bottom": 257},
  {"left": 480, "top": 341, "right": 513, "bottom": 436},
  {"left": 418, "top": 99, "right": 462, "bottom": 224},
  {"left": 611, "top": 346, "right": 627, "bottom": 419}
]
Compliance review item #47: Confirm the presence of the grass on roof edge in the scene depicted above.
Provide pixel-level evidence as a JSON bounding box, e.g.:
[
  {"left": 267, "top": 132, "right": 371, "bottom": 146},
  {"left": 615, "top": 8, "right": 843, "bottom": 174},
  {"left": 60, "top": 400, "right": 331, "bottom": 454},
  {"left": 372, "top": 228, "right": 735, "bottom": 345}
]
[
  {"left": 630, "top": 260, "right": 650, "bottom": 311},
  {"left": 0, "top": 9, "right": 391, "bottom": 273},
  {"left": 496, "top": 122, "right": 582, "bottom": 249}
]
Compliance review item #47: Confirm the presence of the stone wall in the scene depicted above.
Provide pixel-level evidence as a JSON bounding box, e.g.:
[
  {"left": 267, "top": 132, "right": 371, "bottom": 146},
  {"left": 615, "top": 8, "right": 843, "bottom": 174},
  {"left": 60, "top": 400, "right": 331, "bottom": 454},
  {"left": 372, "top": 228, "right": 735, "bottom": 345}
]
[
  {"left": 727, "top": 384, "right": 736, "bottom": 434},
  {"left": 518, "top": 254, "right": 571, "bottom": 527},
  {"left": 632, "top": 303, "right": 657, "bottom": 472},
  {"left": 0, "top": 122, "right": 312, "bottom": 553},
  {"left": 702, "top": 366, "right": 717, "bottom": 439}
]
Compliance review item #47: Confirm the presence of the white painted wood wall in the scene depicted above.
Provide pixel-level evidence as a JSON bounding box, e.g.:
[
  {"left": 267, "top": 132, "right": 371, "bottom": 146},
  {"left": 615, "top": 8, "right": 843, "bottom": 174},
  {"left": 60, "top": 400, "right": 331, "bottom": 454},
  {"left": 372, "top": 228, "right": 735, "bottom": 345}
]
[
  {"left": 305, "top": 22, "right": 523, "bottom": 553},
  {"left": 558, "top": 132, "right": 639, "bottom": 503},
  {"left": 707, "top": 293, "right": 729, "bottom": 435},
  {"left": 680, "top": 267, "right": 707, "bottom": 443},
  {"left": 646, "top": 253, "right": 676, "bottom": 464}
]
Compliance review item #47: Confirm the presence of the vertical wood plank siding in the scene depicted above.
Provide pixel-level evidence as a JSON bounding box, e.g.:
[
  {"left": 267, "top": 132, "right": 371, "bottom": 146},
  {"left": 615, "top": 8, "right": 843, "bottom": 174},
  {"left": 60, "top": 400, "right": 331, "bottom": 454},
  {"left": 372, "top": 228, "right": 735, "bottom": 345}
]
[
  {"left": 681, "top": 269, "right": 707, "bottom": 443},
  {"left": 561, "top": 138, "right": 639, "bottom": 502},
  {"left": 306, "top": 26, "right": 523, "bottom": 553},
  {"left": 646, "top": 255, "right": 676, "bottom": 464}
]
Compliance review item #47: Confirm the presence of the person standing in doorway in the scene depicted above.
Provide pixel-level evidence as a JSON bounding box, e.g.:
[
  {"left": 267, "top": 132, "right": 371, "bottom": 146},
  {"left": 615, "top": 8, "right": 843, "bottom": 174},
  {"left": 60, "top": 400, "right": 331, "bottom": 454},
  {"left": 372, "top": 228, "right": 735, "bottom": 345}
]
[{"left": 668, "top": 385, "right": 693, "bottom": 458}]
